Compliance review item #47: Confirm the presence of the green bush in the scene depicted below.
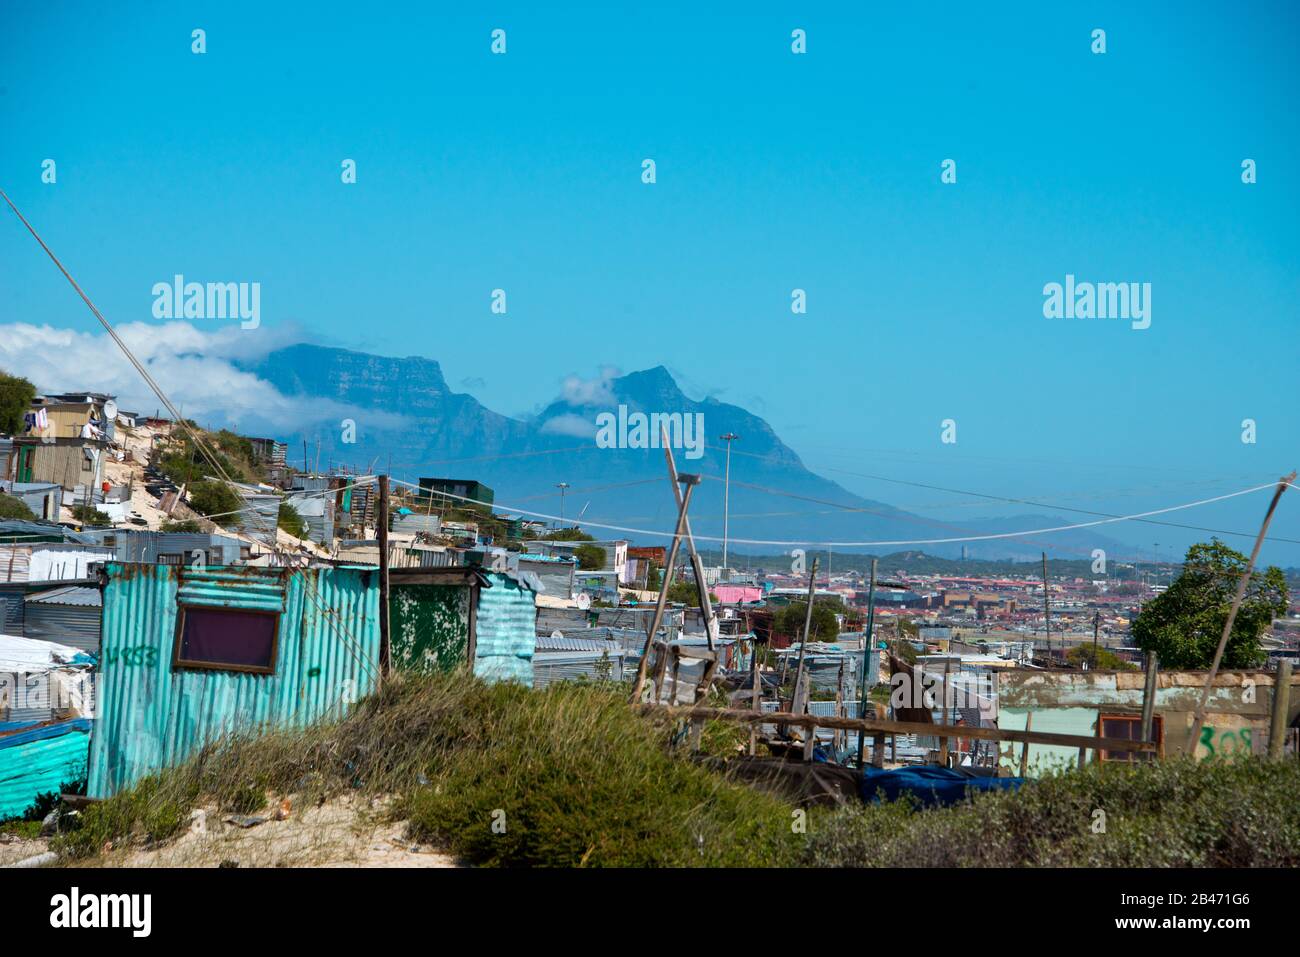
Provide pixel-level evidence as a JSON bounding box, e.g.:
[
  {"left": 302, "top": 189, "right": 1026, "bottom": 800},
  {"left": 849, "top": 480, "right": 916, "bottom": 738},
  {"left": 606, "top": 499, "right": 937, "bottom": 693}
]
[
  {"left": 0, "top": 493, "right": 35, "bottom": 520},
  {"left": 804, "top": 757, "right": 1300, "bottom": 867},
  {"left": 70, "top": 503, "right": 110, "bottom": 527},
  {"left": 278, "top": 501, "right": 307, "bottom": 539},
  {"left": 187, "top": 480, "right": 241, "bottom": 519},
  {"left": 161, "top": 519, "right": 204, "bottom": 533}
]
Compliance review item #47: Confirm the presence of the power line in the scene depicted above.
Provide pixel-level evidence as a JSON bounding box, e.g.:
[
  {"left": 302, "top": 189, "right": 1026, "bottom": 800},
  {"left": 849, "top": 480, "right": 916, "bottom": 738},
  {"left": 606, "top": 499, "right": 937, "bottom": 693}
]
[
  {"left": 1, "top": 187, "right": 378, "bottom": 681},
  {"left": 388, "top": 476, "right": 1286, "bottom": 549}
]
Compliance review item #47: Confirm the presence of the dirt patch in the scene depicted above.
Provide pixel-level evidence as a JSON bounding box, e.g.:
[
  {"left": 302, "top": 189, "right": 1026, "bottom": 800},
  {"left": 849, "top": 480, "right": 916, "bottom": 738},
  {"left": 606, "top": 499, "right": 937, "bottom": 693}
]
[
  {"left": 83, "top": 795, "right": 458, "bottom": 869},
  {"left": 0, "top": 833, "right": 50, "bottom": 867}
]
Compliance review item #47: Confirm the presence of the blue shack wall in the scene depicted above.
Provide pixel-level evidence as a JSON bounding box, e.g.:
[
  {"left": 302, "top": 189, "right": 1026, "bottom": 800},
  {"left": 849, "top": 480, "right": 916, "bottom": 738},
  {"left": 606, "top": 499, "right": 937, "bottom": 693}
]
[
  {"left": 0, "top": 719, "right": 92, "bottom": 821},
  {"left": 88, "top": 563, "right": 380, "bottom": 798},
  {"left": 473, "top": 572, "right": 537, "bottom": 686}
]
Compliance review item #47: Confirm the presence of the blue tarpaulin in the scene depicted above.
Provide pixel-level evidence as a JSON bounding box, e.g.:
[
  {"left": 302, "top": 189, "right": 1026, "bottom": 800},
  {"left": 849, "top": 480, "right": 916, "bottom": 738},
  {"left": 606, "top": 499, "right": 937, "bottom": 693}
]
[{"left": 859, "top": 766, "right": 1022, "bottom": 807}]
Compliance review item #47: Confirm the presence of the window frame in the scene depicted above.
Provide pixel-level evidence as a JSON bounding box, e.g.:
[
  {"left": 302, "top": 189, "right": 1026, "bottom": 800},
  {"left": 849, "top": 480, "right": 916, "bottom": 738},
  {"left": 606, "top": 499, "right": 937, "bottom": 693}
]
[
  {"left": 1098, "top": 712, "right": 1162, "bottom": 762},
  {"left": 172, "top": 603, "right": 281, "bottom": 675}
]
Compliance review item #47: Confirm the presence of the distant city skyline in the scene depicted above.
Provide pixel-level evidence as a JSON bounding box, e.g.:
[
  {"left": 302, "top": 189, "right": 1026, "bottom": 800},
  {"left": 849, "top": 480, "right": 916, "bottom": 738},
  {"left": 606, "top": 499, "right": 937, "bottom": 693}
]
[{"left": 2, "top": 2, "right": 1296, "bottom": 563}]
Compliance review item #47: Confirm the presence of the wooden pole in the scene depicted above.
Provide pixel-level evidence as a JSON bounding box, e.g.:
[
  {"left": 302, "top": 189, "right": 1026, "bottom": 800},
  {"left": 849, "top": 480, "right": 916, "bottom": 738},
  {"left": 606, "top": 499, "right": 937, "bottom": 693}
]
[
  {"left": 1041, "top": 552, "right": 1051, "bottom": 663},
  {"left": 856, "top": 558, "right": 878, "bottom": 770},
  {"left": 1188, "top": 471, "right": 1294, "bottom": 752},
  {"left": 1019, "top": 712, "right": 1033, "bottom": 777},
  {"left": 788, "top": 558, "right": 819, "bottom": 737},
  {"left": 628, "top": 479, "right": 695, "bottom": 700},
  {"left": 1268, "top": 659, "right": 1294, "bottom": 760},
  {"left": 1140, "top": 651, "right": 1159, "bottom": 747},
  {"left": 377, "top": 474, "right": 390, "bottom": 676},
  {"left": 835, "top": 658, "right": 845, "bottom": 751}
]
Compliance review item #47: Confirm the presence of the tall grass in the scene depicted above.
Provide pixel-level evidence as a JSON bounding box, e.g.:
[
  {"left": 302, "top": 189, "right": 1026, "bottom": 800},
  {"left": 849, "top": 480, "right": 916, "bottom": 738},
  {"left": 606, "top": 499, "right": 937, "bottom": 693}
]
[{"left": 56, "top": 673, "right": 803, "bottom": 866}]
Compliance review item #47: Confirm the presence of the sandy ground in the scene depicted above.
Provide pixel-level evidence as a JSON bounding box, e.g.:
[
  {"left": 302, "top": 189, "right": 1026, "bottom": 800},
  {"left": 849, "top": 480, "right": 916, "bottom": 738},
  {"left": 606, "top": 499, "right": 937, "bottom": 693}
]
[
  {"left": 110, "top": 795, "right": 457, "bottom": 868},
  {"left": 0, "top": 831, "right": 49, "bottom": 867},
  {"left": 2, "top": 796, "right": 457, "bottom": 869}
]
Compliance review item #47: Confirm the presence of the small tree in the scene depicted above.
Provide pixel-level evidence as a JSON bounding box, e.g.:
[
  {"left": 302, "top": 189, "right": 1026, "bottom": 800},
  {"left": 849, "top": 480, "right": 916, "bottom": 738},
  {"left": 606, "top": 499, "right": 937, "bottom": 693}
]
[
  {"left": 188, "top": 480, "right": 241, "bottom": 520},
  {"left": 278, "top": 501, "right": 308, "bottom": 539},
  {"left": 0, "top": 371, "right": 36, "bottom": 435},
  {"left": 665, "top": 579, "right": 719, "bottom": 607},
  {"left": 1131, "top": 539, "right": 1287, "bottom": 669},
  {"left": 645, "top": 563, "right": 662, "bottom": 591},
  {"left": 1066, "top": 645, "right": 1136, "bottom": 671},
  {"left": 774, "top": 599, "right": 841, "bottom": 643},
  {"left": 575, "top": 543, "right": 606, "bottom": 570}
]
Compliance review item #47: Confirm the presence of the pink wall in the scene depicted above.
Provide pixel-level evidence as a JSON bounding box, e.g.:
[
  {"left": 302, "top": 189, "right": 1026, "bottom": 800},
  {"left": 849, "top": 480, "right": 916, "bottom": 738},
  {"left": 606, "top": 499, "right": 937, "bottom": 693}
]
[{"left": 714, "top": 585, "right": 764, "bottom": 604}]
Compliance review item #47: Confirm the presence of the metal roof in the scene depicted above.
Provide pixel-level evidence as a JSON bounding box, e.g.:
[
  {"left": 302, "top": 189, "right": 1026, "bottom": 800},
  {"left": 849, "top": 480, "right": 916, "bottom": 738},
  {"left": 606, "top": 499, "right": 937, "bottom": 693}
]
[
  {"left": 25, "top": 585, "right": 102, "bottom": 607},
  {"left": 534, "top": 634, "right": 622, "bottom": 653}
]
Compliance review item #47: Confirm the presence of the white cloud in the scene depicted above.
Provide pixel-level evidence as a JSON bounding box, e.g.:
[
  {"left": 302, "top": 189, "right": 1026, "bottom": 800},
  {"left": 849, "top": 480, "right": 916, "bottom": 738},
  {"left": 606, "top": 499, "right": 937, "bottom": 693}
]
[
  {"left": 0, "top": 321, "right": 408, "bottom": 436},
  {"left": 558, "top": 366, "right": 621, "bottom": 407},
  {"left": 539, "top": 413, "right": 597, "bottom": 438}
]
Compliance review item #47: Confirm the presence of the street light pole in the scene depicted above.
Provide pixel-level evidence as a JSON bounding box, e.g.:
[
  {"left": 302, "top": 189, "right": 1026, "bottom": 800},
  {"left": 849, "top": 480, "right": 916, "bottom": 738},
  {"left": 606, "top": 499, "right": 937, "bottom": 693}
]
[
  {"left": 556, "top": 482, "right": 569, "bottom": 529},
  {"left": 719, "top": 433, "right": 739, "bottom": 571}
]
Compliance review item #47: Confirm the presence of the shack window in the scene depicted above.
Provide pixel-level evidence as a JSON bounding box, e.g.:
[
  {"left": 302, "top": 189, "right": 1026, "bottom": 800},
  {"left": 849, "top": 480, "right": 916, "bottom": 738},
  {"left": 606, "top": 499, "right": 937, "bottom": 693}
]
[
  {"left": 173, "top": 605, "right": 279, "bottom": 674},
  {"left": 1099, "top": 713, "right": 1161, "bottom": 762}
]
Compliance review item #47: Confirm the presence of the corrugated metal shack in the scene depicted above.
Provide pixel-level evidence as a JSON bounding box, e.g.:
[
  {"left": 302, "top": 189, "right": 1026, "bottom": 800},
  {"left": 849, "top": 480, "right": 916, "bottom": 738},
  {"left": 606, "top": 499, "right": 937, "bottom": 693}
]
[
  {"left": 285, "top": 491, "right": 334, "bottom": 545},
  {"left": 389, "top": 566, "right": 538, "bottom": 685},
  {"left": 511, "top": 552, "right": 575, "bottom": 599},
  {"left": 0, "top": 480, "right": 64, "bottom": 521},
  {"left": 79, "top": 528, "right": 246, "bottom": 566},
  {"left": 87, "top": 562, "right": 381, "bottom": 798},
  {"left": 532, "top": 633, "right": 625, "bottom": 687},
  {"left": 24, "top": 586, "right": 102, "bottom": 654}
]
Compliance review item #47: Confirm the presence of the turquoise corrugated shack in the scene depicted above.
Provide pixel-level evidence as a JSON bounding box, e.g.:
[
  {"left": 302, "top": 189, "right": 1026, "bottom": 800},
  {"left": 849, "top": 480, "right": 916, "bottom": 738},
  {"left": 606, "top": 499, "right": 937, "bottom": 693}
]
[
  {"left": 389, "top": 565, "right": 538, "bottom": 684},
  {"left": 0, "top": 719, "right": 92, "bottom": 821},
  {"left": 88, "top": 563, "right": 380, "bottom": 799}
]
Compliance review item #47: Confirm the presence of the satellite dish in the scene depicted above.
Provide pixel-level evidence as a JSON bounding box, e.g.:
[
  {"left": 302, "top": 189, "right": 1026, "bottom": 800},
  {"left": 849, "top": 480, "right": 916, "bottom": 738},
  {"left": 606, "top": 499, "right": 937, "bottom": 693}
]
[
  {"left": 550, "top": 630, "right": 564, "bottom": 641},
  {"left": 576, "top": 593, "right": 591, "bottom": 611},
  {"left": 103, "top": 399, "right": 118, "bottom": 420}
]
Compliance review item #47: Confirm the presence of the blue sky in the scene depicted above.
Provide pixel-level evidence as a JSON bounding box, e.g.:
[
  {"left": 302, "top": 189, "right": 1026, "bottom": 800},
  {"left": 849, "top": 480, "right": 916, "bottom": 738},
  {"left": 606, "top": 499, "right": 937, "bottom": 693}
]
[{"left": 1, "top": 1, "right": 1297, "bottom": 563}]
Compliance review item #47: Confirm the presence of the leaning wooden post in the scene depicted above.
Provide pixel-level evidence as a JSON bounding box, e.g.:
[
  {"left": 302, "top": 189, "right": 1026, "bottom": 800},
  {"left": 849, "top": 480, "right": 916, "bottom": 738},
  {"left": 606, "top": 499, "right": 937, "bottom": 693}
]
[
  {"left": 1140, "top": 651, "right": 1159, "bottom": 747},
  {"left": 1018, "top": 712, "right": 1033, "bottom": 777},
  {"left": 1187, "top": 471, "right": 1294, "bottom": 752},
  {"left": 377, "top": 474, "right": 391, "bottom": 677},
  {"left": 1268, "top": 659, "right": 1294, "bottom": 760},
  {"left": 834, "top": 658, "right": 846, "bottom": 751},
  {"left": 628, "top": 478, "right": 695, "bottom": 701},
  {"left": 788, "top": 557, "right": 820, "bottom": 711},
  {"left": 748, "top": 639, "right": 761, "bottom": 755}
]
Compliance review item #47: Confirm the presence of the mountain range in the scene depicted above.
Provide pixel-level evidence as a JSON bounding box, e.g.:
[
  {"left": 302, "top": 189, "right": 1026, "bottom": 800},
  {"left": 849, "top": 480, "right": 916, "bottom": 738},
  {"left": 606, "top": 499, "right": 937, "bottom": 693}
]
[{"left": 239, "top": 343, "right": 1133, "bottom": 562}]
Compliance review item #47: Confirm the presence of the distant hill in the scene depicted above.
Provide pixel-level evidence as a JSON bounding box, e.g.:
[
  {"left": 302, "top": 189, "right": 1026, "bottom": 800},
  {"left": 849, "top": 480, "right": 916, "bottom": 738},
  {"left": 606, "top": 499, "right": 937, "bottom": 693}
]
[{"left": 241, "top": 344, "right": 1135, "bottom": 561}]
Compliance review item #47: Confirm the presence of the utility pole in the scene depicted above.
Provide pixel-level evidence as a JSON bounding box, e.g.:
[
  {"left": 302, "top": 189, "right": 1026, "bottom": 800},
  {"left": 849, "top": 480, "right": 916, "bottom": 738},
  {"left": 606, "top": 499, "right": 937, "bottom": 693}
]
[
  {"left": 556, "top": 482, "right": 569, "bottom": 529},
  {"left": 1092, "top": 609, "right": 1100, "bottom": 666},
  {"left": 378, "top": 474, "right": 390, "bottom": 677},
  {"left": 1041, "top": 551, "right": 1051, "bottom": 664},
  {"left": 856, "top": 558, "right": 878, "bottom": 770},
  {"left": 719, "top": 433, "right": 739, "bottom": 571}
]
